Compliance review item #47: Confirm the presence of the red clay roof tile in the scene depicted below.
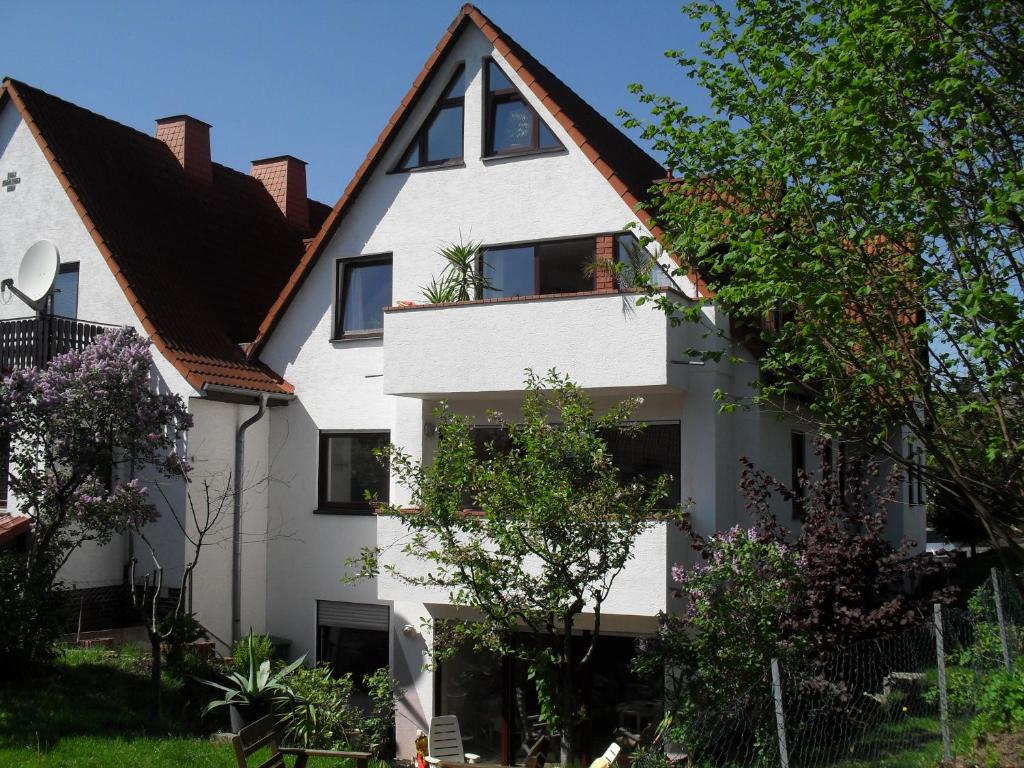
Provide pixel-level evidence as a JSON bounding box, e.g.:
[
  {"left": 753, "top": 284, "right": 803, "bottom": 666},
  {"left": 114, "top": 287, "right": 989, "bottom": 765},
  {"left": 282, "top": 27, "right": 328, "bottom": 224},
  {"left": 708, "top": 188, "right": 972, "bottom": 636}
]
[{"left": 1, "top": 78, "right": 328, "bottom": 394}]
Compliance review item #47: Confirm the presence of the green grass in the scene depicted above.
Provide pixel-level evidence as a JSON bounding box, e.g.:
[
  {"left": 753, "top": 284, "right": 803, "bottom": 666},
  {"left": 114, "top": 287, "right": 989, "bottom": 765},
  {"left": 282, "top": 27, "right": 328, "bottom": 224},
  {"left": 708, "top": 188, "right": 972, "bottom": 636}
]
[
  {"left": 0, "top": 645, "right": 389, "bottom": 768},
  {"left": 0, "top": 644, "right": 232, "bottom": 767}
]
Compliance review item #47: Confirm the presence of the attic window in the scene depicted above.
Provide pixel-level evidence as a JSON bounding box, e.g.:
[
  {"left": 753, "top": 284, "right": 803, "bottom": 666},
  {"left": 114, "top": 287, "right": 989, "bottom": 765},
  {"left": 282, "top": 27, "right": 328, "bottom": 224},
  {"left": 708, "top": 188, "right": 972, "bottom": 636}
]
[
  {"left": 397, "top": 65, "right": 466, "bottom": 171},
  {"left": 484, "top": 59, "right": 562, "bottom": 157}
]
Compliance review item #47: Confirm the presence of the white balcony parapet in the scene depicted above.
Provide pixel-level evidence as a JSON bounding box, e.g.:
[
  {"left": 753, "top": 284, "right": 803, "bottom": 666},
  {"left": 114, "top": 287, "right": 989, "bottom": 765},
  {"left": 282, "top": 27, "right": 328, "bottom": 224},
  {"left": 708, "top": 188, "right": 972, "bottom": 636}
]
[{"left": 382, "top": 291, "right": 691, "bottom": 398}]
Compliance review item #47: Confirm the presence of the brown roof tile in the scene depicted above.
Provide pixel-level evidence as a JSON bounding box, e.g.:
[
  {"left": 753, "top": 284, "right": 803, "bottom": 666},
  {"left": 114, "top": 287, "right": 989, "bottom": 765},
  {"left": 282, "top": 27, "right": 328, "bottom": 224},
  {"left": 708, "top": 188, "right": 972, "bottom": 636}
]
[
  {"left": 248, "top": 3, "right": 695, "bottom": 357},
  {"left": 0, "top": 78, "right": 328, "bottom": 394}
]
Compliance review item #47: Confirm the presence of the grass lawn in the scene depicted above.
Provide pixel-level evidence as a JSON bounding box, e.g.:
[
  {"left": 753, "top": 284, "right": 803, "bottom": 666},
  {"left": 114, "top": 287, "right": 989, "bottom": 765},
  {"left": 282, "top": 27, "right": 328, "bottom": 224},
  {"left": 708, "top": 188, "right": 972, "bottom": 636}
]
[
  {"left": 0, "top": 644, "right": 382, "bottom": 768},
  {"left": 0, "top": 644, "right": 236, "bottom": 768}
]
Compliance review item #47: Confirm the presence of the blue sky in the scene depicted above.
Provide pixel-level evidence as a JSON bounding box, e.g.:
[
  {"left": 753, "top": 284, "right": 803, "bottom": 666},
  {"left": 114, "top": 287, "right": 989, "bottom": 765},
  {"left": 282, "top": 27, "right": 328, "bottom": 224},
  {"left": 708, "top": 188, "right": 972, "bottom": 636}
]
[{"left": 2, "top": 1, "right": 707, "bottom": 204}]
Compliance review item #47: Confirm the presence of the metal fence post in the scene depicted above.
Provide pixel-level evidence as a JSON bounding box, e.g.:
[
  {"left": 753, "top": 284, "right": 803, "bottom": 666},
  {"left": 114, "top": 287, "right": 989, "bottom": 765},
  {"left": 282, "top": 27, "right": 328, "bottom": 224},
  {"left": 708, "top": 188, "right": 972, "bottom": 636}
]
[
  {"left": 934, "top": 603, "right": 952, "bottom": 762},
  {"left": 992, "top": 568, "right": 1013, "bottom": 671},
  {"left": 770, "top": 657, "right": 790, "bottom": 768}
]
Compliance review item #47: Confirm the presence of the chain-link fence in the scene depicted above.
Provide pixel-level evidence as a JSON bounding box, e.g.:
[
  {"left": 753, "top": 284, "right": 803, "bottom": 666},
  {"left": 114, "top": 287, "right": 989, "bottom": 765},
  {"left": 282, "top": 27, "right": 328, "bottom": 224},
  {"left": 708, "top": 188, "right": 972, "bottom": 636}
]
[{"left": 659, "top": 569, "right": 1023, "bottom": 768}]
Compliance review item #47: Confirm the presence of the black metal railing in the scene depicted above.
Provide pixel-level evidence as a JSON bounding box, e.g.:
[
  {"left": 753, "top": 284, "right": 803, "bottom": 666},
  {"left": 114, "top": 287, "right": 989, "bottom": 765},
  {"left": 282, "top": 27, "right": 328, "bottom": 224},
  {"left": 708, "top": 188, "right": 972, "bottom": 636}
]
[{"left": 0, "top": 315, "right": 119, "bottom": 373}]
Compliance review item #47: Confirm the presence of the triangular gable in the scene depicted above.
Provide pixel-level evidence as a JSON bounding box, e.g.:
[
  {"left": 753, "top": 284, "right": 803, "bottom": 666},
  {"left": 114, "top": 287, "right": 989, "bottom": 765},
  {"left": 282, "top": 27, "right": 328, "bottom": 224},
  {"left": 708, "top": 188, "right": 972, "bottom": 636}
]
[{"left": 249, "top": 3, "right": 703, "bottom": 358}]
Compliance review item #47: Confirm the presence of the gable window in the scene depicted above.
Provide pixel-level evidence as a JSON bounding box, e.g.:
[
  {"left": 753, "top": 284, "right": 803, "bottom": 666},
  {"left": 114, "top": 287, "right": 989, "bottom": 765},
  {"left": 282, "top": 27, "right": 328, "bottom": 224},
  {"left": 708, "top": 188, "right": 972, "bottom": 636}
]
[
  {"left": 397, "top": 65, "right": 466, "bottom": 171},
  {"left": 51, "top": 262, "right": 79, "bottom": 318},
  {"left": 484, "top": 59, "right": 562, "bottom": 157},
  {"left": 318, "top": 432, "right": 390, "bottom": 513},
  {"left": 336, "top": 255, "right": 392, "bottom": 338},
  {"left": 481, "top": 238, "right": 594, "bottom": 299}
]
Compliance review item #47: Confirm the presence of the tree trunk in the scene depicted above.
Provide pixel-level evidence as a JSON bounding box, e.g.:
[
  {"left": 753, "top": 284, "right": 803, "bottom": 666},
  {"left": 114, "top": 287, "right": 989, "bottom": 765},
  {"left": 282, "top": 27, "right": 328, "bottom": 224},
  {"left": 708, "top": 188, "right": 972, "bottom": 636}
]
[
  {"left": 149, "top": 632, "right": 162, "bottom": 732},
  {"left": 559, "top": 623, "right": 577, "bottom": 765}
]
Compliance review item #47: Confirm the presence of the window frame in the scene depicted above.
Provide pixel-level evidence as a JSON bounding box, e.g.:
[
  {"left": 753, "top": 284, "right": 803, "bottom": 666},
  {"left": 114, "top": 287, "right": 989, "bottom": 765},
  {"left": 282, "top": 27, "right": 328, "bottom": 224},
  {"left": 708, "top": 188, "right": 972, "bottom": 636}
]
[
  {"left": 477, "top": 235, "right": 596, "bottom": 300},
  {"left": 333, "top": 254, "right": 393, "bottom": 340},
  {"left": 482, "top": 58, "right": 563, "bottom": 159},
  {"left": 393, "top": 64, "right": 467, "bottom": 172},
  {"left": 316, "top": 431, "right": 391, "bottom": 514}
]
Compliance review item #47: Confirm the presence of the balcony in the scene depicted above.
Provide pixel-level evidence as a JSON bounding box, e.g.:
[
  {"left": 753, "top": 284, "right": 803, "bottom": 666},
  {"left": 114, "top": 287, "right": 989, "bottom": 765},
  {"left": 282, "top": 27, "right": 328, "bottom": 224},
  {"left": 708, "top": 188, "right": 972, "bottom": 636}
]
[
  {"left": 0, "top": 315, "right": 117, "bottom": 373},
  {"left": 382, "top": 291, "right": 693, "bottom": 398},
  {"left": 375, "top": 512, "right": 684, "bottom": 617}
]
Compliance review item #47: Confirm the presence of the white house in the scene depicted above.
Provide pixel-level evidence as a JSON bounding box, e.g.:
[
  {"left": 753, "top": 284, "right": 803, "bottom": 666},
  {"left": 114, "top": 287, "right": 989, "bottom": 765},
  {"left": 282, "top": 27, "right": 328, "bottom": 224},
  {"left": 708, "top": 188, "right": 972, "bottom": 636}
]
[{"left": 0, "top": 3, "right": 926, "bottom": 761}]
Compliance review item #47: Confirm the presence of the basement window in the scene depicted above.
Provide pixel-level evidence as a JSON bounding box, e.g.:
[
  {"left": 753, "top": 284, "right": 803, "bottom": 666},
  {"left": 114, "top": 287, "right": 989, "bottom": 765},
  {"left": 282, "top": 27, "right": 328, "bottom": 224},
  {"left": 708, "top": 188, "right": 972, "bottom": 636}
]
[
  {"left": 397, "top": 64, "right": 466, "bottom": 171},
  {"left": 318, "top": 432, "right": 390, "bottom": 513},
  {"left": 484, "top": 59, "right": 562, "bottom": 157}
]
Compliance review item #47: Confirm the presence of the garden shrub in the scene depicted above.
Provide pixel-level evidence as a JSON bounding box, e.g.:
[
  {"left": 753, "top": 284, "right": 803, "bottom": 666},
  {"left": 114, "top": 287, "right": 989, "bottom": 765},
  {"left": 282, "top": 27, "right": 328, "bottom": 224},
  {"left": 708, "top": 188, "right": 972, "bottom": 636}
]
[
  {"left": 231, "top": 633, "right": 274, "bottom": 675},
  {"left": 363, "top": 666, "right": 403, "bottom": 758},
  {"left": 0, "top": 553, "right": 61, "bottom": 669},
  {"left": 975, "top": 667, "right": 1024, "bottom": 733},
  {"left": 278, "top": 664, "right": 362, "bottom": 750}
]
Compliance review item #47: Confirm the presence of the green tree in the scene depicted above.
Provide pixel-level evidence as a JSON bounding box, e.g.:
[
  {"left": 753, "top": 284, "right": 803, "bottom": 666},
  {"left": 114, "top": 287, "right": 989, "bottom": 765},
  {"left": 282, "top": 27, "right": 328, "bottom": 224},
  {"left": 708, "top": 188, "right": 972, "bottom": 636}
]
[
  {"left": 361, "top": 371, "right": 677, "bottom": 763},
  {"left": 623, "top": 0, "right": 1024, "bottom": 571}
]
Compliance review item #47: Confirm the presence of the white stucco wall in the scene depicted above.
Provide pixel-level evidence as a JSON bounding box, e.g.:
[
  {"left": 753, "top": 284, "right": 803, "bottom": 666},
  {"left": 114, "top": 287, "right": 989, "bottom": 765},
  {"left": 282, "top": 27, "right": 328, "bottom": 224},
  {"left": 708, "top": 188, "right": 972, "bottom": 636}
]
[
  {"left": 0, "top": 103, "right": 197, "bottom": 591},
  {"left": 187, "top": 398, "right": 273, "bottom": 651}
]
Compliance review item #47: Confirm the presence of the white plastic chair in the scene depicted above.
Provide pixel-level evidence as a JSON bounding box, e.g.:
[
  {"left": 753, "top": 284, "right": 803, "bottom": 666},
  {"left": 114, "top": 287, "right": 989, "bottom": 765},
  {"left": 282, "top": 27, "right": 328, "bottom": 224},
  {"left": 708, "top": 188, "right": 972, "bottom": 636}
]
[
  {"left": 587, "top": 742, "right": 621, "bottom": 768},
  {"left": 425, "top": 715, "right": 480, "bottom": 766}
]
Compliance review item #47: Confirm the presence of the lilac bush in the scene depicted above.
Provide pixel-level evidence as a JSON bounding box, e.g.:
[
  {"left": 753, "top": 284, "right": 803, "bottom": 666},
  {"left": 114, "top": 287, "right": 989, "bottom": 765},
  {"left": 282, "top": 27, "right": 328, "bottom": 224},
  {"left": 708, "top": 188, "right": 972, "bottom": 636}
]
[{"left": 0, "top": 328, "right": 191, "bottom": 616}]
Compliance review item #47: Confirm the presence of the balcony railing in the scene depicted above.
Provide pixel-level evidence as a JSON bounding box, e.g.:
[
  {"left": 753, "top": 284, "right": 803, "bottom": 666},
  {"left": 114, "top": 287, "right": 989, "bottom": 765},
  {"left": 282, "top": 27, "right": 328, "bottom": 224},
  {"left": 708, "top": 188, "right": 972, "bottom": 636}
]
[{"left": 0, "top": 315, "right": 118, "bottom": 373}]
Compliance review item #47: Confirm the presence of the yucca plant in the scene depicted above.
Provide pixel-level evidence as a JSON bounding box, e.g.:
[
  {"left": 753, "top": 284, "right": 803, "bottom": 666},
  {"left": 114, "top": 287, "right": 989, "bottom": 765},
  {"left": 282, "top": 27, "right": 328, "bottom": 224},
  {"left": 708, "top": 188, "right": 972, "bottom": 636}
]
[
  {"left": 198, "top": 630, "right": 305, "bottom": 726},
  {"left": 421, "top": 239, "right": 497, "bottom": 303}
]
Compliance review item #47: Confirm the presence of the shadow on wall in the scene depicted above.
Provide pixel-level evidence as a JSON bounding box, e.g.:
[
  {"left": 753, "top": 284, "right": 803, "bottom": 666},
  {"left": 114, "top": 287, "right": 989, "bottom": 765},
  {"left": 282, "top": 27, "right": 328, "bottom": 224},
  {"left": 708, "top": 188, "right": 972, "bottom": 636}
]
[{"left": 392, "top": 620, "right": 429, "bottom": 755}]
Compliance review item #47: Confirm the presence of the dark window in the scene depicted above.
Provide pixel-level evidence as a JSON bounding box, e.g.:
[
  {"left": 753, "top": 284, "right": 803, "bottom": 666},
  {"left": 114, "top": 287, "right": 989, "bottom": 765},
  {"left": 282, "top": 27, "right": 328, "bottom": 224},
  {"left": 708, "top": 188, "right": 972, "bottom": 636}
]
[
  {"left": 606, "top": 423, "right": 681, "bottom": 508},
  {"left": 485, "top": 59, "right": 562, "bottom": 156},
  {"left": 470, "top": 422, "right": 681, "bottom": 509},
  {"left": 791, "top": 431, "right": 806, "bottom": 518},
  {"left": 397, "top": 65, "right": 466, "bottom": 170},
  {"left": 318, "top": 432, "right": 390, "bottom": 512},
  {"left": 316, "top": 601, "right": 389, "bottom": 696},
  {"left": 482, "top": 238, "right": 594, "bottom": 299},
  {"left": 908, "top": 442, "right": 926, "bottom": 506},
  {"left": 51, "top": 263, "right": 79, "bottom": 318},
  {"left": 336, "top": 256, "right": 392, "bottom": 337},
  {"left": 0, "top": 430, "right": 9, "bottom": 508}
]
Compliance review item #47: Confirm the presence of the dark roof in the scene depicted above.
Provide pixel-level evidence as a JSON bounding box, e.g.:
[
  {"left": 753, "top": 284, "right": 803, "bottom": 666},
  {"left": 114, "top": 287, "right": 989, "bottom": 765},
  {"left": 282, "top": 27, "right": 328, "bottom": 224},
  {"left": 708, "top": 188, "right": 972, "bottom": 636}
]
[
  {"left": 1, "top": 78, "right": 330, "bottom": 394},
  {"left": 249, "top": 3, "right": 680, "bottom": 356}
]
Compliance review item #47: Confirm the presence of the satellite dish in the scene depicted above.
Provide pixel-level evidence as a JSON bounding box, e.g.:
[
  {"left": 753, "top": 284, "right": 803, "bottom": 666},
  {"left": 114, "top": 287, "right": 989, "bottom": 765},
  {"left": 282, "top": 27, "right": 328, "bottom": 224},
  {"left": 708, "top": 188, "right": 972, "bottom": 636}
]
[
  {"left": 18, "top": 240, "right": 60, "bottom": 303},
  {"left": 1, "top": 240, "right": 61, "bottom": 312}
]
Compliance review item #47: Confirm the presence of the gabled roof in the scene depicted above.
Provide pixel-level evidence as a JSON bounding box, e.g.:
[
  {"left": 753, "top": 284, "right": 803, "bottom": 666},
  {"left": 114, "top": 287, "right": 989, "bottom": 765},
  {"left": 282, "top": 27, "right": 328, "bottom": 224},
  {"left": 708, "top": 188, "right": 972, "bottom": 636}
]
[
  {"left": 249, "top": 3, "right": 676, "bottom": 356},
  {"left": 1, "top": 78, "right": 332, "bottom": 394}
]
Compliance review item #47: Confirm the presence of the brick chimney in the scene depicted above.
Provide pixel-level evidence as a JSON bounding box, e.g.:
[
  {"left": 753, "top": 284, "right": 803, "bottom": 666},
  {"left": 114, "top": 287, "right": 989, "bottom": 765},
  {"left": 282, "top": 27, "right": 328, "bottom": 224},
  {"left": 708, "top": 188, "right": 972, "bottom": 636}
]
[
  {"left": 155, "top": 115, "right": 212, "bottom": 183},
  {"left": 251, "top": 155, "right": 309, "bottom": 231}
]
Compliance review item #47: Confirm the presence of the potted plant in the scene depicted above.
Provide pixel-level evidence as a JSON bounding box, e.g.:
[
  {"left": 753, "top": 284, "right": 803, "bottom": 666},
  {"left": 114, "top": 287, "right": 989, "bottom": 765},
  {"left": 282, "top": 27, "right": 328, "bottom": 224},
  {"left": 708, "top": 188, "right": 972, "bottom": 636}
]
[
  {"left": 420, "top": 239, "right": 497, "bottom": 303},
  {"left": 198, "top": 630, "right": 305, "bottom": 732}
]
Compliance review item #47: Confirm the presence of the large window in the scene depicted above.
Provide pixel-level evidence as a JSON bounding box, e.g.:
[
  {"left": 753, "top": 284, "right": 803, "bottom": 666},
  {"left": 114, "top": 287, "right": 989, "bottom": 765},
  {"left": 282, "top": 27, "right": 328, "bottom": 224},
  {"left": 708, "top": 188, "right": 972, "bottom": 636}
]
[
  {"left": 318, "top": 432, "right": 390, "bottom": 512},
  {"left": 397, "top": 65, "right": 466, "bottom": 171},
  {"left": 482, "top": 238, "right": 594, "bottom": 299},
  {"left": 51, "top": 262, "right": 79, "bottom": 318},
  {"left": 484, "top": 59, "right": 562, "bottom": 157},
  {"left": 470, "top": 422, "right": 681, "bottom": 509},
  {"left": 335, "top": 256, "right": 392, "bottom": 338}
]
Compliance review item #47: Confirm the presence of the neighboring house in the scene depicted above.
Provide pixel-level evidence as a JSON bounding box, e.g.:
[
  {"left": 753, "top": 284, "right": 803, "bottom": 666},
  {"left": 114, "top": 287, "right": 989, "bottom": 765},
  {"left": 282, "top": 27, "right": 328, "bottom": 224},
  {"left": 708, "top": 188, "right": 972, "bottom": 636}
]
[
  {"left": 0, "top": 3, "right": 927, "bottom": 760},
  {"left": 0, "top": 77, "right": 326, "bottom": 632}
]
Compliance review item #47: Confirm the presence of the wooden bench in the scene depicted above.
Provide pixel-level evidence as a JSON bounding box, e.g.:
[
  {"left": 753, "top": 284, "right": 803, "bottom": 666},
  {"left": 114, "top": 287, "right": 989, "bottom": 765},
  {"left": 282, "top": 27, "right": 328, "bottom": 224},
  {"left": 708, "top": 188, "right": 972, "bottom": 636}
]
[{"left": 230, "top": 714, "right": 373, "bottom": 768}]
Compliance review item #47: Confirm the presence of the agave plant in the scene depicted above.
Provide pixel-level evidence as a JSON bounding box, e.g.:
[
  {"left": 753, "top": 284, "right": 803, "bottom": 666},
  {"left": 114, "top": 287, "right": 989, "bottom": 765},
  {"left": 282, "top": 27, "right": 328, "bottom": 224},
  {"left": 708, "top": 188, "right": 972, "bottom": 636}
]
[
  {"left": 421, "top": 239, "right": 497, "bottom": 303},
  {"left": 198, "top": 630, "right": 305, "bottom": 715}
]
